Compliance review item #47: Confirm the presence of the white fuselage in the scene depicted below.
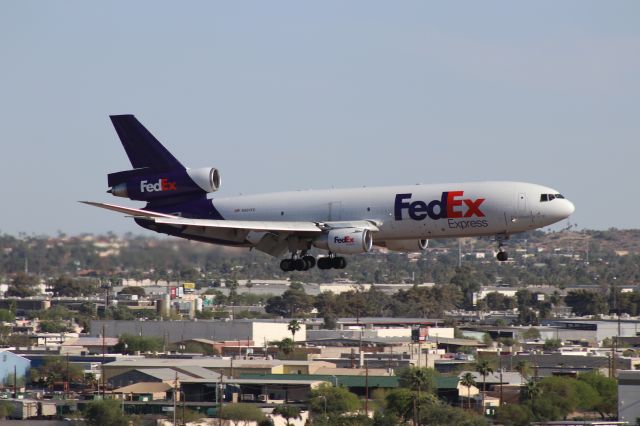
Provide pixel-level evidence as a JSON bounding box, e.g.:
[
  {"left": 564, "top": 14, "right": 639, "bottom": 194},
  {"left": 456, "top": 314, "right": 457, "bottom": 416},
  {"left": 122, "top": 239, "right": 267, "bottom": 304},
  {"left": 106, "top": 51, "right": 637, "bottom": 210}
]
[{"left": 210, "top": 181, "right": 575, "bottom": 242}]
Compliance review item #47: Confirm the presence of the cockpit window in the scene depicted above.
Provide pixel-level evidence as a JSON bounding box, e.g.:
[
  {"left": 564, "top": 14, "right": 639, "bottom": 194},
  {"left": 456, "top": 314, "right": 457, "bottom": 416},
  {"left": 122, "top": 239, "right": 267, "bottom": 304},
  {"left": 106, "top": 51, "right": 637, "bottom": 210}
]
[{"left": 540, "top": 193, "right": 566, "bottom": 202}]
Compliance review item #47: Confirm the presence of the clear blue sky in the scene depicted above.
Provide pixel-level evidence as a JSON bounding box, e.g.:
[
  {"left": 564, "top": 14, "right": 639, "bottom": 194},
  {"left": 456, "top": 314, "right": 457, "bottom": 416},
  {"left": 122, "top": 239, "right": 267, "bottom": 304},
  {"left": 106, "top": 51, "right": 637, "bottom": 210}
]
[{"left": 0, "top": 1, "right": 638, "bottom": 234}]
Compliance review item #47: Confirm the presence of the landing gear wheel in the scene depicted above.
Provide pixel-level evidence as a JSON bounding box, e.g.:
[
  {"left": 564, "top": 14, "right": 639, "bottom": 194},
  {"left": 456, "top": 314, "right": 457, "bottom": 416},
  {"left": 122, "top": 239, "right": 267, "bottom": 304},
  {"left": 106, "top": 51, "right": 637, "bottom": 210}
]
[
  {"left": 294, "top": 258, "right": 308, "bottom": 271},
  {"left": 317, "top": 257, "right": 331, "bottom": 270},
  {"left": 497, "top": 251, "right": 508, "bottom": 262},
  {"left": 331, "top": 257, "right": 347, "bottom": 269},
  {"left": 280, "top": 259, "right": 294, "bottom": 271},
  {"left": 303, "top": 255, "right": 316, "bottom": 269}
]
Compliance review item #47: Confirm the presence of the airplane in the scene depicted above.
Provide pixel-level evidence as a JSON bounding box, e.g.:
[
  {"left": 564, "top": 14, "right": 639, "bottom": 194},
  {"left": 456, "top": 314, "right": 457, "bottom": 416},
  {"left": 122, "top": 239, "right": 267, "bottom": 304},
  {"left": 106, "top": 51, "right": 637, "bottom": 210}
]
[{"left": 83, "top": 115, "right": 575, "bottom": 271}]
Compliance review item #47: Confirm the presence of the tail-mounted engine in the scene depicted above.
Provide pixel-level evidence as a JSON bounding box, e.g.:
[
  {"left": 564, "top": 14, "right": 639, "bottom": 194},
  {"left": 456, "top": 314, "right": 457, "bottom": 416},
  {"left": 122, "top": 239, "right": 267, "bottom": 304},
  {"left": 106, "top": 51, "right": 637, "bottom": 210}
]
[
  {"left": 108, "top": 167, "right": 220, "bottom": 202},
  {"left": 313, "top": 228, "right": 373, "bottom": 254}
]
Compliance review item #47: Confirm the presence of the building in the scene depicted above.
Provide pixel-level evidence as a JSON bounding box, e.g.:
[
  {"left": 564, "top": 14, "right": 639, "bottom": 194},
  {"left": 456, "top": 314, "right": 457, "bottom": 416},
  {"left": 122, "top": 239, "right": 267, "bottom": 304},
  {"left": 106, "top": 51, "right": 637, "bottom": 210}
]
[
  {"left": 0, "top": 350, "right": 30, "bottom": 384},
  {"left": 542, "top": 319, "right": 640, "bottom": 345},
  {"left": 619, "top": 370, "right": 640, "bottom": 423},
  {"left": 102, "top": 357, "right": 335, "bottom": 383},
  {"left": 90, "top": 319, "right": 307, "bottom": 344}
]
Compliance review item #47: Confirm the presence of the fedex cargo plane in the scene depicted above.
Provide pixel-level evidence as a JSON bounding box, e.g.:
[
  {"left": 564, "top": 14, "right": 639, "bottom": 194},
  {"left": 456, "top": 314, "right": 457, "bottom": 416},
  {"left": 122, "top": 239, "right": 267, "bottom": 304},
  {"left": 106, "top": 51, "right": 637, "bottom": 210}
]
[{"left": 84, "top": 115, "right": 575, "bottom": 271}]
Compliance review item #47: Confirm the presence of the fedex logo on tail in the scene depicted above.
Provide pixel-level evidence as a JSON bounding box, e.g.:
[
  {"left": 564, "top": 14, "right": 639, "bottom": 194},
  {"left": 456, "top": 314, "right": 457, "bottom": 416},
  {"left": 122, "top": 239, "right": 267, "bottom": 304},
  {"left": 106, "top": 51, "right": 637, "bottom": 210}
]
[
  {"left": 394, "top": 192, "right": 485, "bottom": 221},
  {"left": 140, "top": 179, "right": 177, "bottom": 193}
]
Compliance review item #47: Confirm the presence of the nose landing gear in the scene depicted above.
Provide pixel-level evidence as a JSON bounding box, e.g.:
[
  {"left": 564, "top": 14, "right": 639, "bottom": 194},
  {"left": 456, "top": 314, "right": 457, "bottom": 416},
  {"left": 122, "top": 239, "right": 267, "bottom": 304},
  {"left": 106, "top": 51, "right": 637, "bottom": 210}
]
[{"left": 495, "top": 234, "right": 509, "bottom": 262}]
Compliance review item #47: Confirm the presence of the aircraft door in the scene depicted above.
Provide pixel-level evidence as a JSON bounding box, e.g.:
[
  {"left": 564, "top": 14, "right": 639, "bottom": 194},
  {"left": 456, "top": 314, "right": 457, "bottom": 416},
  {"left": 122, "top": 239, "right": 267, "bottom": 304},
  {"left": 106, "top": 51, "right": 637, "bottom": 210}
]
[{"left": 517, "top": 192, "right": 527, "bottom": 215}]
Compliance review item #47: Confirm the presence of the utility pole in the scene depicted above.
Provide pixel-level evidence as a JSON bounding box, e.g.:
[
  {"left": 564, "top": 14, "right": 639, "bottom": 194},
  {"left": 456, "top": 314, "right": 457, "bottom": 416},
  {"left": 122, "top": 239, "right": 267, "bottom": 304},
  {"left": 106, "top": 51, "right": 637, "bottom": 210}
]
[
  {"left": 364, "top": 361, "right": 369, "bottom": 415},
  {"left": 499, "top": 354, "right": 503, "bottom": 407},
  {"left": 101, "top": 324, "right": 106, "bottom": 398},
  {"left": 66, "top": 353, "right": 70, "bottom": 400},
  {"left": 218, "top": 371, "right": 224, "bottom": 426},
  {"left": 173, "top": 371, "right": 178, "bottom": 426}
]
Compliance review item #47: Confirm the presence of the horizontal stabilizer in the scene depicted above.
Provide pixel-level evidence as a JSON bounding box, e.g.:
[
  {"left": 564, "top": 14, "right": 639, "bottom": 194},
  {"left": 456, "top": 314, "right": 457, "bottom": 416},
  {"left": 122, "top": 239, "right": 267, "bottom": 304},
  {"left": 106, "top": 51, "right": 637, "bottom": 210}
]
[{"left": 79, "top": 201, "right": 176, "bottom": 218}]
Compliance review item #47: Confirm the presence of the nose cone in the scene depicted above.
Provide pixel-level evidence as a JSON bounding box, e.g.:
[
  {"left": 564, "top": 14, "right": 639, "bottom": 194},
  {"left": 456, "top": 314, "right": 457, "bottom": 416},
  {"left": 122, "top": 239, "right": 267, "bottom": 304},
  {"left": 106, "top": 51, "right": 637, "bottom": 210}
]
[{"left": 556, "top": 199, "right": 575, "bottom": 220}]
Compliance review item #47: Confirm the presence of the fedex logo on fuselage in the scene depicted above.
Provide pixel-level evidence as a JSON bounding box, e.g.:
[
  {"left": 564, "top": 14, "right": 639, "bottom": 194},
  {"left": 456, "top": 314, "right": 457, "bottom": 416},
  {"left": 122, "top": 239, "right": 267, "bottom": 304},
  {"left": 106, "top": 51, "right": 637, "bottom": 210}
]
[
  {"left": 140, "top": 179, "right": 177, "bottom": 193},
  {"left": 394, "top": 192, "right": 485, "bottom": 221},
  {"left": 334, "top": 235, "right": 355, "bottom": 244}
]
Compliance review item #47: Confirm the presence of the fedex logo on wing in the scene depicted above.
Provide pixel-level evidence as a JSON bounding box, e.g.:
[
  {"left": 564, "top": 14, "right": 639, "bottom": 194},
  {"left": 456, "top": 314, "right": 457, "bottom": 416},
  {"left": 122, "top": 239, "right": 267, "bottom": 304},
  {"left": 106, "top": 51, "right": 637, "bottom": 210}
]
[
  {"left": 334, "top": 235, "right": 355, "bottom": 244},
  {"left": 140, "top": 178, "right": 177, "bottom": 193},
  {"left": 394, "top": 192, "right": 485, "bottom": 221}
]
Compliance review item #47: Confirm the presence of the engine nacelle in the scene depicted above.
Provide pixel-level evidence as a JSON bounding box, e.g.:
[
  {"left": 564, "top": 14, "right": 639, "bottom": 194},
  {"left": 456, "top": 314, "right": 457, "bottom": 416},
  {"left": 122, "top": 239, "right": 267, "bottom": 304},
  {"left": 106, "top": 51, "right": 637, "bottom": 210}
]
[
  {"left": 384, "top": 239, "right": 429, "bottom": 253},
  {"left": 186, "top": 167, "right": 221, "bottom": 193},
  {"left": 107, "top": 167, "right": 220, "bottom": 201},
  {"left": 313, "top": 228, "right": 373, "bottom": 255}
]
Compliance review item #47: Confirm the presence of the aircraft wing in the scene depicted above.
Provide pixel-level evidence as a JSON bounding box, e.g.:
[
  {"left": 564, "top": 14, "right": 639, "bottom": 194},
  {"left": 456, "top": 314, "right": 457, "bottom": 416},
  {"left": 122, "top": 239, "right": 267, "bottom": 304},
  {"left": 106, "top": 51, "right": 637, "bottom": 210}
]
[{"left": 81, "top": 201, "right": 379, "bottom": 233}]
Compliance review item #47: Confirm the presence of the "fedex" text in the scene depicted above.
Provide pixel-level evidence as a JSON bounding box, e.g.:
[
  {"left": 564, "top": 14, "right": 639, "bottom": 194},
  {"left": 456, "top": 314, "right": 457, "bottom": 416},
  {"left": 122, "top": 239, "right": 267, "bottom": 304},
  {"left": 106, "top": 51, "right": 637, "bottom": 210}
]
[
  {"left": 394, "top": 191, "right": 485, "bottom": 221},
  {"left": 140, "top": 178, "right": 177, "bottom": 193}
]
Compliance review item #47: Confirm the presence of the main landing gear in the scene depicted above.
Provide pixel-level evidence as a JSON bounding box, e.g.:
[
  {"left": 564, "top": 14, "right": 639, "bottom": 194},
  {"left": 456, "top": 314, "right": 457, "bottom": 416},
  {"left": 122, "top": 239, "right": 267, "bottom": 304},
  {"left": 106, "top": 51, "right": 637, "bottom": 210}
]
[
  {"left": 279, "top": 253, "right": 347, "bottom": 271},
  {"left": 317, "top": 255, "right": 347, "bottom": 270},
  {"left": 496, "top": 234, "right": 509, "bottom": 262},
  {"left": 280, "top": 255, "right": 316, "bottom": 272}
]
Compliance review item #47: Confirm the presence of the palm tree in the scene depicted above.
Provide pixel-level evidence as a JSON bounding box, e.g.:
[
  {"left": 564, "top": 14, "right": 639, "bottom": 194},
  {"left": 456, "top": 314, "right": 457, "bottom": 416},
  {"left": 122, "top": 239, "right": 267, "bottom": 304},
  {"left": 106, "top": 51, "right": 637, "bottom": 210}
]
[
  {"left": 475, "top": 359, "right": 494, "bottom": 413},
  {"left": 400, "top": 367, "right": 435, "bottom": 424},
  {"left": 287, "top": 320, "right": 301, "bottom": 342},
  {"left": 523, "top": 379, "right": 541, "bottom": 410},
  {"left": 460, "top": 372, "right": 477, "bottom": 410},
  {"left": 515, "top": 360, "right": 530, "bottom": 385}
]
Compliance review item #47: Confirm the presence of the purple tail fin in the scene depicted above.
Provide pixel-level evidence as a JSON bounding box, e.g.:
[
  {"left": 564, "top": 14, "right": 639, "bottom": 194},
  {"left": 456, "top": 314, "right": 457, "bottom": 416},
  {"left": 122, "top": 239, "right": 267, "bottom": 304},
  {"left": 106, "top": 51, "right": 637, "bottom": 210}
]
[{"left": 109, "top": 115, "right": 184, "bottom": 171}]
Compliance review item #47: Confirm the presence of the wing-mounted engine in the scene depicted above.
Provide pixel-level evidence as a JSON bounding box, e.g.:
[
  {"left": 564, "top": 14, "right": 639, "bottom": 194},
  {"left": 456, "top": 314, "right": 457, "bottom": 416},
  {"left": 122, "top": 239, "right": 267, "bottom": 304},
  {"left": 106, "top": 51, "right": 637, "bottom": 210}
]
[
  {"left": 107, "top": 167, "right": 220, "bottom": 202},
  {"left": 384, "top": 239, "right": 429, "bottom": 253},
  {"left": 313, "top": 228, "right": 373, "bottom": 254}
]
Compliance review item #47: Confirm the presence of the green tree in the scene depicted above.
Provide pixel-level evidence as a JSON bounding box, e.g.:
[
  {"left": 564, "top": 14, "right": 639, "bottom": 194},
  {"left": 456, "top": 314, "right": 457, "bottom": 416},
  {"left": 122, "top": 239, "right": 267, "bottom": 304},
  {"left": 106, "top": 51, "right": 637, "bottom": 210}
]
[
  {"left": 276, "top": 338, "right": 295, "bottom": 356},
  {"left": 220, "top": 403, "right": 266, "bottom": 426},
  {"left": 114, "top": 334, "right": 163, "bottom": 354},
  {"left": 30, "top": 357, "right": 84, "bottom": 388},
  {"left": 398, "top": 367, "right": 437, "bottom": 396},
  {"left": 7, "top": 272, "right": 38, "bottom": 297},
  {"left": 564, "top": 290, "right": 608, "bottom": 316},
  {"left": 287, "top": 320, "right": 301, "bottom": 341},
  {"left": 118, "top": 286, "right": 146, "bottom": 297},
  {"left": 0, "top": 401, "right": 11, "bottom": 420},
  {"left": 537, "top": 376, "right": 579, "bottom": 420},
  {"left": 39, "top": 320, "right": 71, "bottom": 333},
  {"left": 272, "top": 404, "right": 301, "bottom": 426},
  {"left": 51, "top": 275, "right": 97, "bottom": 296},
  {"left": 419, "top": 402, "right": 488, "bottom": 426},
  {"left": 84, "top": 399, "right": 129, "bottom": 426},
  {"left": 495, "top": 404, "right": 533, "bottom": 426},
  {"left": 265, "top": 282, "right": 313, "bottom": 317},
  {"left": 578, "top": 371, "right": 617, "bottom": 419},
  {"left": 0, "top": 309, "right": 14, "bottom": 322},
  {"left": 384, "top": 388, "right": 415, "bottom": 421},
  {"left": 522, "top": 327, "right": 541, "bottom": 340},
  {"left": 460, "top": 372, "right": 477, "bottom": 409},
  {"left": 310, "top": 383, "right": 360, "bottom": 415},
  {"left": 543, "top": 339, "right": 562, "bottom": 351}
]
